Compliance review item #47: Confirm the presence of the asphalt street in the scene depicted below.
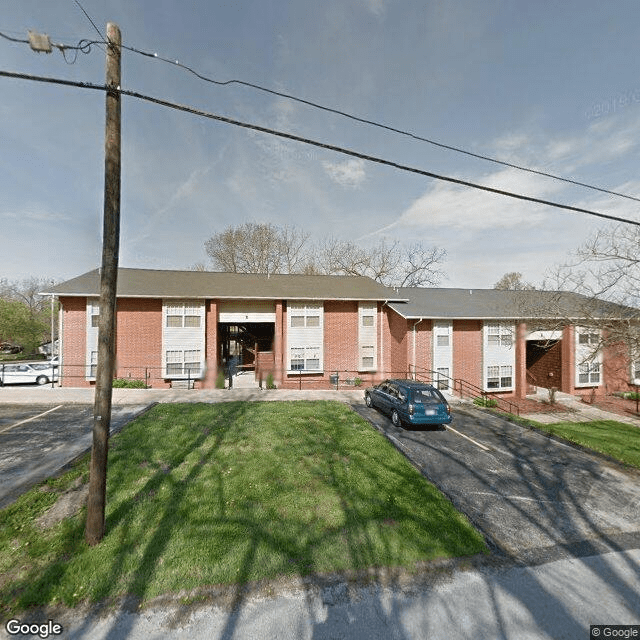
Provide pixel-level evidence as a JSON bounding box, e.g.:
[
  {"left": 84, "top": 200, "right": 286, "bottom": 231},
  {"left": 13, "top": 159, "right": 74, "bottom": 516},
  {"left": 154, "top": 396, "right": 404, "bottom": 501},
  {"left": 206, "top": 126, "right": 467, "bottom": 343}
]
[
  {"left": 0, "top": 392, "right": 639, "bottom": 638},
  {"left": 353, "top": 403, "right": 640, "bottom": 564},
  {"left": 0, "top": 403, "right": 152, "bottom": 508}
]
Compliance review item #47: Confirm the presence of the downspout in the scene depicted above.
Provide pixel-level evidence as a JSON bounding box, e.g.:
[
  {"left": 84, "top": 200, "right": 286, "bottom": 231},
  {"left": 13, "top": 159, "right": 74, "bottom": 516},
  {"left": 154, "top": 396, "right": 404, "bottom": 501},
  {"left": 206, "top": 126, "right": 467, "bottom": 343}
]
[{"left": 412, "top": 318, "right": 422, "bottom": 379}]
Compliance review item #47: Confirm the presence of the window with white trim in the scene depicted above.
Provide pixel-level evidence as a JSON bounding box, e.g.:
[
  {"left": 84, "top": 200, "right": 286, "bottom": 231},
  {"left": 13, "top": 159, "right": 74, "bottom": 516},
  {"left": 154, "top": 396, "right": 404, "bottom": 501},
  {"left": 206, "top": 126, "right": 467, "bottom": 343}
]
[
  {"left": 632, "top": 359, "right": 640, "bottom": 384},
  {"left": 360, "top": 345, "right": 375, "bottom": 369},
  {"left": 89, "top": 350, "right": 98, "bottom": 378},
  {"left": 287, "top": 302, "right": 324, "bottom": 372},
  {"left": 487, "top": 323, "right": 513, "bottom": 347},
  {"left": 435, "top": 323, "right": 451, "bottom": 347},
  {"left": 487, "top": 365, "right": 513, "bottom": 390},
  {"left": 289, "top": 303, "right": 322, "bottom": 328},
  {"left": 162, "top": 300, "right": 205, "bottom": 379},
  {"left": 290, "top": 346, "right": 321, "bottom": 370},
  {"left": 86, "top": 299, "right": 100, "bottom": 380},
  {"left": 165, "top": 349, "right": 201, "bottom": 377},
  {"left": 358, "top": 303, "right": 377, "bottom": 370},
  {"left": 575, "top": 327, "right": 602, "bottom": 387},
  {"left": 578, "top": 361, "right": 600, "bottom": 385},
  {"left": 436, "top": 367, "right": 449, "bottom": 390},
  {"left": 165, "top": 302, "right": 201, "bottom": 328},
  {"left": 483, "top": 321, "right": 515, "bottom": 392}
]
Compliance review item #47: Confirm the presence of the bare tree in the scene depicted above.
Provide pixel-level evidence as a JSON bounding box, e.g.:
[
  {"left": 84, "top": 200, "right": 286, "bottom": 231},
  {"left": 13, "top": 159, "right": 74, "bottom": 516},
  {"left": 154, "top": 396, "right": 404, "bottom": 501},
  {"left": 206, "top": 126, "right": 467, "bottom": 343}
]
[
  {"left": 311, "top": 237, "right": 445, "bottom": 287},
  {"left": 204, "top": 222, "right": 310, "bottom": 275},
  {"left": 202, "top": 223, "right": 446, "bottom": 287},
  {"left": 541, "top": 223, "right": 640, "bottom": 363},
  {"left": 493, "top": 271, "right": 535, "bottom": 290}
]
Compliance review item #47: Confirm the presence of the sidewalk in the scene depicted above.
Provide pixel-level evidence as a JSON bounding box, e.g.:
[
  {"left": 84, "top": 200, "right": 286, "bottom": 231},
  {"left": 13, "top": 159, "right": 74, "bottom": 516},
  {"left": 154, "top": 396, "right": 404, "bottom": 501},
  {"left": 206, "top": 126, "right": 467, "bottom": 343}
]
[
  {"left": 0, "top": 385, "right": 371, "bottom": 406},
  {"left": 521, "top": 388, "right": 640, "bottom": 426}
]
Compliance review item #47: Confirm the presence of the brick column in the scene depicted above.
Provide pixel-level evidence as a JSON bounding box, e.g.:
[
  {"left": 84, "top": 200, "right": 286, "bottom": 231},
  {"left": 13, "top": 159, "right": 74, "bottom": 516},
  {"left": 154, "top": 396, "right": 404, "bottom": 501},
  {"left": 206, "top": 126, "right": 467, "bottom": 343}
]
[
  {"left": 204, "top": 300, "right": 218, "bottom": 388},
  {"left": 561, "top": 325, "right": 575, "bottom": 393},
  {"left": 274, "top": 300, "right": 283, "bottom": 386}
]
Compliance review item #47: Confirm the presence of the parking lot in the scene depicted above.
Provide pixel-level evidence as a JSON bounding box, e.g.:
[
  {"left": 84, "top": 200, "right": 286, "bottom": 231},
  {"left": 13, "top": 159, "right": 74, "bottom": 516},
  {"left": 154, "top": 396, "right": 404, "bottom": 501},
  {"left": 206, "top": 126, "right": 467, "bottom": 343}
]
[
  {"left": 0, "top": 403, "right": 151, "bottom": 508},
  {"left": 354, "top": 402, "right": 640, "bottom": 564}
]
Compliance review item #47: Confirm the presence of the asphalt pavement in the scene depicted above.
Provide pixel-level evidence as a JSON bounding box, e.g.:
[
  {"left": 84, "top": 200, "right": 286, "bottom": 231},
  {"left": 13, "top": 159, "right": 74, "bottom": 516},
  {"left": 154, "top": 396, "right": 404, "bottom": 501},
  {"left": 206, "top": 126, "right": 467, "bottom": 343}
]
[
  {"left": 0, "top": 403, "right": 151, "bottom": 508},
  {"left": 1, "top": 385, "right": 639, "bottom": 638}
]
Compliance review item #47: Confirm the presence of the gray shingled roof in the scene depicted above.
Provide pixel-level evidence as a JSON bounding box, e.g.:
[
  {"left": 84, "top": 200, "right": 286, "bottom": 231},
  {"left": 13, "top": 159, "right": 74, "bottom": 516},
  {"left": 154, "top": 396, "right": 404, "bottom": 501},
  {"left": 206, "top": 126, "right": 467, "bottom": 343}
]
[
  {"left": 388, "top": 287, "right": 638, "bottom": 320},
  {"left": 45, "top": 268, "right": 407, "bottom": 302}
]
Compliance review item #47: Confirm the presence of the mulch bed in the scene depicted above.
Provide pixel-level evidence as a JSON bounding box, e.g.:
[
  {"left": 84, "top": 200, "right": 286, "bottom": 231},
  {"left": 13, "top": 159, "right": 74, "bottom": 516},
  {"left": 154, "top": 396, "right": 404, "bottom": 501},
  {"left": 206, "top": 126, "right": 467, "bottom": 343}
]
[
  {"left": 502, "top": 397, "right": 574, "bottom": 415},
  {"left": 585, "top": 395, "right": 640, "bottom": 420}
]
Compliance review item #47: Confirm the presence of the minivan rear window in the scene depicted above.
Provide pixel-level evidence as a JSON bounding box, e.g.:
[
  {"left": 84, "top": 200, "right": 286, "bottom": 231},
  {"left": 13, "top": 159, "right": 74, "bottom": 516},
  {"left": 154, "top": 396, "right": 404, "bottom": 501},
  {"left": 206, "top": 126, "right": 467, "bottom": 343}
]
[{"left": 412, "top": 388, "right": 443, "bottom": 404}]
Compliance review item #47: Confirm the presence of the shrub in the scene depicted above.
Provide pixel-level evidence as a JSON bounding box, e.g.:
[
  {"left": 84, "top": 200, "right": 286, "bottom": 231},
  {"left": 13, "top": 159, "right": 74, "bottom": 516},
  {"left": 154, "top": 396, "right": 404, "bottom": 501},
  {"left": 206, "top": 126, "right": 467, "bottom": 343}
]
[
  {"left": 112, "top": 378, "right": 147, "bottom": 389},
  {"left": 354, "top": 377, "right": 362, "bottom": 387},
  {"left": 266, "top": 372, "right": 276, "bottom": 389},
  {"left": 215, "top": 371, "right": 226, "bottom": 389},
  {"left": 473, "top": 396, "right": 498, "bottom": 408}
]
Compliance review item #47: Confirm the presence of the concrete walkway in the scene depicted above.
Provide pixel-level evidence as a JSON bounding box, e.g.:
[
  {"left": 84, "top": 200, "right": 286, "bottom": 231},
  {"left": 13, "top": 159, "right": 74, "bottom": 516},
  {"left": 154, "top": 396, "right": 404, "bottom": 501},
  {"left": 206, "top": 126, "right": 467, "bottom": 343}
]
[
  {"left": 521, "top": 388, "right": 640, "bottom": 426},
  {"left": 0, "top": 386, "right": 370, "bottom": 405}
]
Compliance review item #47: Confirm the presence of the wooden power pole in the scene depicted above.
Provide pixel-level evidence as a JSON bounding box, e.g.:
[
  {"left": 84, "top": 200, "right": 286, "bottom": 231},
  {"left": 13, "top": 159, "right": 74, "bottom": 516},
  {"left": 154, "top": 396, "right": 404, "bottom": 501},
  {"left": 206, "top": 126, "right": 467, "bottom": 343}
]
[{"left": 85, "top": 22, "right": 121, "bottom": 546}]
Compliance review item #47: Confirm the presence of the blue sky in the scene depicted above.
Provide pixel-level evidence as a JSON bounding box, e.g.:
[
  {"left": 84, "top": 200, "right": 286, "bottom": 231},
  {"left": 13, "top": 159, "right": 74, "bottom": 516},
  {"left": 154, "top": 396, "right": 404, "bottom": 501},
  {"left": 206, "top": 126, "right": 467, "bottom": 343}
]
[{"left": 2, "top": 0, "right": 640, "bottom": 288}]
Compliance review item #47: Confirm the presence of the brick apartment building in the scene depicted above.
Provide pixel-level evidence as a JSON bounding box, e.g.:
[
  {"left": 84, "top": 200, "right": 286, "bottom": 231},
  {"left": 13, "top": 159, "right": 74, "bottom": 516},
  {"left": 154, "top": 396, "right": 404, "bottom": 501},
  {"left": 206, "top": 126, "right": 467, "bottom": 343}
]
[{"left": 46, "top": 268, "right": 640, "bottom": 398}]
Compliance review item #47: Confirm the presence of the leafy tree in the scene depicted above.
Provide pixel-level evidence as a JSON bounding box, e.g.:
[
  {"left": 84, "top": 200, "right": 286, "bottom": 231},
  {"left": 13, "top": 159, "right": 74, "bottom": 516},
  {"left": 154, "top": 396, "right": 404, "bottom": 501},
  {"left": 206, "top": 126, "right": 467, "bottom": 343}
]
[
  {"left": 0, "top": 277, "right": 58, "bottom": 353},
  {"left": 0, "top": 299, "right": 47, "bottom": 354}
]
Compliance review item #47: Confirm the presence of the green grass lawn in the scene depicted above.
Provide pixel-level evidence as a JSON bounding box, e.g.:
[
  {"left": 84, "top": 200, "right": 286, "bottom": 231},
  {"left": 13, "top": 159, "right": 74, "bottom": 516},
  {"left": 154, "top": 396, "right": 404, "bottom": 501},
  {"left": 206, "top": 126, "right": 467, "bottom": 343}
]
[
  {"left": 529, "top": 419, "right": 640, "bottom": 469},
  {"left": 0, "top": 401, "right": 486, "bottom": 614}
]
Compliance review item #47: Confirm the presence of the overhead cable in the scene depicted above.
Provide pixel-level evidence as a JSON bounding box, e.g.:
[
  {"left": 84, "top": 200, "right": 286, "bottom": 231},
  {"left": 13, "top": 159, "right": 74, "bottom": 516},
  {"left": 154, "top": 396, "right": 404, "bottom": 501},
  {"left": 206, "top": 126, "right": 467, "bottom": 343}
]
[
  {"left": 120, "top": 42, "right": 640, "bottom": 204},
  {"left": 1, "top": 68, "right": 640, "bottom": 229}
]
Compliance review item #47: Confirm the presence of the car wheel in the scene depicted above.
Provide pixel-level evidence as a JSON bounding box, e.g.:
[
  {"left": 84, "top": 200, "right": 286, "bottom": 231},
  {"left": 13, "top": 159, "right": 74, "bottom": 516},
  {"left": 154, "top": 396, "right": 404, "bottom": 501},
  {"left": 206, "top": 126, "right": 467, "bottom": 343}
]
[
  {"left": 365, "top": 393, "right": 373, "bottom": 407},
  {"left": 36, "top": 376, "right": 49, "bottom": 385},
  {"left": 391, "top": 410, "right": 402, "bottom": 427}
]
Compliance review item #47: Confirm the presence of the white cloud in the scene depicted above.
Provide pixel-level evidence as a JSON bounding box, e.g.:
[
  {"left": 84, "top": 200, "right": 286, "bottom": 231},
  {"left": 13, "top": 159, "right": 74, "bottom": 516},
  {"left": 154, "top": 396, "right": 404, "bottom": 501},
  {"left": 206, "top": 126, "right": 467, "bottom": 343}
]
[
  {"left": 368, "top": 167, "right": 562, "bottom": 236},
  {"left": 323, "top": 158, "right": 366, "bottom": 187}
]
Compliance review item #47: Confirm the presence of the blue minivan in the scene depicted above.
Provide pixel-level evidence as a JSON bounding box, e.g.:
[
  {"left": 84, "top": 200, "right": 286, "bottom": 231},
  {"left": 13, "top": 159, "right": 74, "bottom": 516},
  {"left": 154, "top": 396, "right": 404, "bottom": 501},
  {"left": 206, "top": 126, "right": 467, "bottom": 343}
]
[{"left": 364, "top": 379, "right": 452, "bottom": 428}]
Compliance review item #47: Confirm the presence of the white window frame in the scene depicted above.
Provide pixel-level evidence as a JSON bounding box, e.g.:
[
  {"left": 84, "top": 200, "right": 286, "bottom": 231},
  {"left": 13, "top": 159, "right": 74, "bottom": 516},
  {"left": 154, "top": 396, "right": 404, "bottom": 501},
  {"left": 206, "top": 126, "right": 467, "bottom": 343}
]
[
  {"left": 632, "top": 358, "right": 640, "bottom": 385},
  {"left": 436, "top": 367, "right": 450, "bottom": 391},
  {"left": 165, "top": 349, "right": 202, "bottom": 378},
  {"left": 486, "top": 365, "right": 513, "bottom": 390},
  {"left": 575, "top": 327, "right": 602, "bottom": 388},
  {"left": 486, "top": 323, "right": 513, "bottom": 347},
  {"left": 287, "top": 302, "right": 324, "bottom": 373},
  {"left": 162, "top": 299, "right": 205, "bottom": 379},
  {"left": 483, "top": 322, "right": 515, "bottom": 392},
  {"left": 358, "top": 303, "right": 377, "bottom": 371},
  {"left": 86, "top": 299, "right": 100, "bottom": 380}
]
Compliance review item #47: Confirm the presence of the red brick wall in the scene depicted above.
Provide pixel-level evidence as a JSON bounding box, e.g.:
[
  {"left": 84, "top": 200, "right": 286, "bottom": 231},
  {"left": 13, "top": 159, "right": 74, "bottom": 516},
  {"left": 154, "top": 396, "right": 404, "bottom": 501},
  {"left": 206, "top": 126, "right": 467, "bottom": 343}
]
[
  {"left": 602, "top": 342, "right": 632, "bottom": 394},
  {"left": 114, "top": 297, "right": 162, "bottom": 377},
  {"left": 452, "top": 319, "right": 482, "bottom": 390},
  {"left": 387, "top": 309, "right": 408, "bottom": 378},
  {"left": 60, "top": 296, "right": 88, "bottom": 387},
  {"left": 324, "top": 301, "right": 359, "bottom": 372},
  {"left": 407, "top": 319, "right": 432, "bottom": 377},
  {"left": 203, "top": 300, "right": 219, "bottom": 388}
]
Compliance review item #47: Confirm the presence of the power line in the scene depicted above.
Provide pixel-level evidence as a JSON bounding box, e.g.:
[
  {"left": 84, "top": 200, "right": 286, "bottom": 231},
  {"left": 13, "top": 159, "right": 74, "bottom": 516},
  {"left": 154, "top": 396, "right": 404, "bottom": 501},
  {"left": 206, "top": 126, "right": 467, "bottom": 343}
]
[
  {"left": 0, "top": 29, "right": 99, "bottom": 63},
  {"left": 3, "top": 28, "right": 640, "bottom": 204},
  {"left": 119, "top": 42, "right": 640, "bottom": 205},
  {"left": 2, "top": 68, "right": 640, "bottom": 229}
]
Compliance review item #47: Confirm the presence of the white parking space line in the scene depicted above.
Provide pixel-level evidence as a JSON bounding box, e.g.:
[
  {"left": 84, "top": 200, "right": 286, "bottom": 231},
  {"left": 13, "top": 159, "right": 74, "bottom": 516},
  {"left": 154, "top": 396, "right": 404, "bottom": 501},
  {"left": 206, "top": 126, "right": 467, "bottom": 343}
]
[
  {"left": 0, "top": 405, "right": 64, "bottom": 434},
  {"left": 445, "top": 424, "right": 491, "bottom": 451}
]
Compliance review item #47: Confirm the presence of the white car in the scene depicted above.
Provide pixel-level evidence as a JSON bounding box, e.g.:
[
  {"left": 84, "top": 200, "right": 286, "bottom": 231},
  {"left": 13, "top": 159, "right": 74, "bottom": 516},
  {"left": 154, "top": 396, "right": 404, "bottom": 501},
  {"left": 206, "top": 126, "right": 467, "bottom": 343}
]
[{"left": 0, "top": 362, "right": 59, "bottom": 385}]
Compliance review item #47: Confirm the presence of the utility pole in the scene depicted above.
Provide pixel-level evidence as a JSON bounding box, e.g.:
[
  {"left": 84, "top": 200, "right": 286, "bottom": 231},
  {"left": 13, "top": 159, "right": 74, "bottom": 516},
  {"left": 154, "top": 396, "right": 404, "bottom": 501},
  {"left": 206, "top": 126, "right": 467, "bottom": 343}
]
[{"left": 85, "top": 23, "right": 121, "bottom": 546}]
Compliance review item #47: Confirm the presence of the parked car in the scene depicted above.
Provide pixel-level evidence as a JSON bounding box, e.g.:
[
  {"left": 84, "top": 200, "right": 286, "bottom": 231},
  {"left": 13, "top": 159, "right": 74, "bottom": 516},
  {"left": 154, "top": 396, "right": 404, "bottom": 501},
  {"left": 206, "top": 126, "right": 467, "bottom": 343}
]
[
  {"left": 364, "top": 379, "right": 452, "bottom": 428},
  {"left": 0, "top": 362, "right": 58, "bottom": 385}
]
